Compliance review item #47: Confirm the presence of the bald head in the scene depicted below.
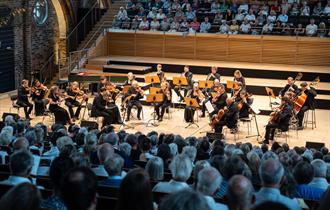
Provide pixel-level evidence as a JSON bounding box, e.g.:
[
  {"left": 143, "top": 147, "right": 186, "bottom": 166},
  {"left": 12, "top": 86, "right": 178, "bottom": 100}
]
[
  {"left": 227, "top": 175, "right": 254, "bottom": 210},
  {"left": 259, "top": 159, "right": 284, "bottom": 187},
  {"left": 13, "top": 137, "right": 29, "bottom": 151},
  {"left": 197, "top": 167, "right": 222, "bottom": 196},
  {"left": 97, "top": 143, "right": 114, "bottom": 164}
]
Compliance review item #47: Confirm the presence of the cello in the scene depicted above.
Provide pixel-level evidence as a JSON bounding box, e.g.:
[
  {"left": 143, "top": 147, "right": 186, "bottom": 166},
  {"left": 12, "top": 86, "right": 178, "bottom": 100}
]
[{"left": 210, "top": 108, "right": 226, "bottom": 129}]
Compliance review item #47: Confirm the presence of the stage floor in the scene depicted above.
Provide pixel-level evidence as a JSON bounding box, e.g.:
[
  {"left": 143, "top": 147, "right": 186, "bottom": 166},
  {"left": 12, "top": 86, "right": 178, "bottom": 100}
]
[{"left": 1, "top": 93, "right": 329, "bottom": 148}]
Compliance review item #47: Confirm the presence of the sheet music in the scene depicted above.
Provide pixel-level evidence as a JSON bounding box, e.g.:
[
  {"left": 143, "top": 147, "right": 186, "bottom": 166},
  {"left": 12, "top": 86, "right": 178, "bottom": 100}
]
[
  {"left": 249, "top": 103, "right": 261, "bottom": 115},
  {"left": 205, "top": 101, "right": 215, "bottom": 113}
]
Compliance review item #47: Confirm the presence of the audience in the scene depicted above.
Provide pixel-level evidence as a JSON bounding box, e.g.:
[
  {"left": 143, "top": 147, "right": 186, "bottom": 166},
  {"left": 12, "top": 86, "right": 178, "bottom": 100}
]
[
  {"left": 227, "top": 175, "right": 255, "bottom": 210},
  {"left": 99, "top": 153, "right": 124, "bottom": 187}
]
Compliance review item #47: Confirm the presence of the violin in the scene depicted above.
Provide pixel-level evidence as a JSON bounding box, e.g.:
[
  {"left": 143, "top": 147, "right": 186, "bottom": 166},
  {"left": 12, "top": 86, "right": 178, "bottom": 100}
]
[
  {"left": 236, "top": 92, "right": 253, "bottom": 110},
  {"left": 269, "top": 103, "right": 285, "bottom": 124},
  {"left": 31, "top": 84, "right": 48, "bottom": 96}
]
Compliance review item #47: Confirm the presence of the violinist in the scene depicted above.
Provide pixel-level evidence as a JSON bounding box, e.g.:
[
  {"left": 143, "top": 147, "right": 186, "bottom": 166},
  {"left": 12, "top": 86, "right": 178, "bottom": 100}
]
[
  {"left": 48, "top": 86, "right": 71, "bottom": 125},
  {"left": 279, "top": 77, "right": 298, "bottom": 98},
  {"left": 174, "top": 65, "right": 193, "bottom": 102},
  {"left": 31, "top": 80, "right": 49, "bottom": 116},
  {"left": 155, "top": 81, "right": 172, "bottom": 121},
  {"left": 124, "top": 72, "right": 135, "bottom": 86},
  {"left": 97, "top": 76, "right": 109, "bottom": 92},
  {"left": 206, "top": 66, "right": 221, "bottom": 81},
  {"left": 263, "top": 97, "right": 293, "bottom": 144},
  {"left": 156, "top": 64, "right": 165, "bottom": 83},
  {"left": 296, "top": 82, "right": 317, "bottom": 130},
  {"left": 125, "top": 81, "right": 144, "bottom": 121},
  {"left": 17, "top": 79, "right": 33, "bottom": 119},
  {"left": 184, "top": 83, "right": 204, "bottom": 123},
  {"left": 235, "top": 90, "right": 253, "bottom": 119},
  {"left": 213, "top": 97, "right": 239, "bottom": 134},
  {"left": 233, "top": 70, "right": 246, "bottom": 90},
  {"left": 211, "top": 84, "right": 227, "bottom": 116},
  {"left": 200, "top": 79, "right": 220, "bottom": 118},
  {"left": 65, "top": 82, "right": 88, "bottom": 120},
  {"left": 91, "top": 87, "right": 122, "bottom": 128}
]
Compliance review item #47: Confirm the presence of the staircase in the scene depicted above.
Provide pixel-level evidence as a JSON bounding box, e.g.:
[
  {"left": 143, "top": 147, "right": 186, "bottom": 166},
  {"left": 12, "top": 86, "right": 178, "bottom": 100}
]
[{"left": 77, "top": 0, "right": 126, "bottom": 51}]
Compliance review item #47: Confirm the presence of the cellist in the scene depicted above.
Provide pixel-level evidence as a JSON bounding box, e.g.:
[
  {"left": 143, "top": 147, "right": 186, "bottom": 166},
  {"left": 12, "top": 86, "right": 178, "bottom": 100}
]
[
  {"left": 263, "top": 97, "right": 293, "bottom": 144},
  {"left": 213, "top": 97, "right": 239, "bottom": 134},
  {"left": 295, "top": 82, "right": 317, "bottom": 130}
]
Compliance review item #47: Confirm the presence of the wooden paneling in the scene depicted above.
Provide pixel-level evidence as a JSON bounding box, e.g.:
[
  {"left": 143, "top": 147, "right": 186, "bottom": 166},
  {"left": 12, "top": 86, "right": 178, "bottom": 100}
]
[{"left": 105, "top": 32, "right": 330, "bottom": 66}]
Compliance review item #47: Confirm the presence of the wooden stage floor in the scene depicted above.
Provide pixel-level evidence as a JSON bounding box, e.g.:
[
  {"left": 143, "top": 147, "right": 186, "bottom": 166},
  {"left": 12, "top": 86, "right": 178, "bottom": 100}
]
[{"left": 1, "top": 93, "right": 329, "bottom": 148}]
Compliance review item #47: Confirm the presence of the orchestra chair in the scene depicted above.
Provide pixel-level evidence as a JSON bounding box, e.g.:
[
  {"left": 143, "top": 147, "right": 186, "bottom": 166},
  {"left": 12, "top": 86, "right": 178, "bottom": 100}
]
[
  {"left": 239, "top": 116, "right": 253, "bottom": 135},
  {"left": 86, "top": 103, "right": 103, "bottom": 123},
  {"left": 304, "top": 109, "right": 316, "bottom": 129},
  {"left": 9, "top": 94, "right": 22, "bottom": 114},
  {"left": 275, "top": 128, "right": 289, "bottom": 144},
  {"left": 42, "top": 109, "right": 55, "bottom": 124},
  {"left": 164, "top": 106, "right": 172, "bottom": 119},
  {"left": 223, "top": 127, "right": 239, "bottom": 142},
  {"left": 130, "top": 106, "right": 144, "bottom": 120}
]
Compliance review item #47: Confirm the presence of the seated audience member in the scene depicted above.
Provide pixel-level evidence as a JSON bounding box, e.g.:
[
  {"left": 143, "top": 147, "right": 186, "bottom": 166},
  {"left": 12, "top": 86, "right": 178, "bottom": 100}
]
[
  {"left": 240, "top": 18, "right": 251, "bottom": 34},
  {"left": 313, "top": 1, "right": 323, "bottom": 16},
  {"left": 0, "top": 183, "right": 41, "bottom": 210},
  {"left": 99, "top": 154, "right": 124, "bottom": 187},
  {"left": 309, "top": 159, "right": 329, "bottom": 191},
  {"left": 318, "top": 22, "right": 327, "bottom": 38},
  {"left": 186, "top": 7, "right": 196, "bottom": 21},
  {"left": 92, "top": 143, "right": 114, "bottom": 177},
  {"left": 235, "top": 9, "right": 245, "bottom": 23},
  {"left": 179, "top": 17, "right": 189, "bottom": 32},
  {"left": 61, "top": 167, "right": 97, "bottom": 210},
  {"left": 136, "top": 7, "right": 145, "bottom": 18},
  {"left": 139, "top": 135, "right": 154, "bottom": 161},
  {"left": 190, "top": 17, "right": 200, "bottom": 32},
  {"left": 41, "top": 156, "right": 75, "bottom": 210},
  {"left": 156, "top": 143, "right": 172, "bottom": 169},
  {"left": 153, "top": 154, "right": 193, "bottom": 193},
  {"left": 228, "top": 20, "right": 239, "bottom": 34},
  {"left": 213, "top": 12, "right": 223, "bottom": 25},
  {"left": 219, "top": 20, "right": 229, "bottom": 34},
  {"left": 147, "top": 7, "right": 157, "bottom": 20},
  {"left": 300, "top": 1, "right": 310, "bottom": 16},
  {"left": 306, "top": 19, "right": 318, "bottom": 36},
  {"left": 255, "top": 159, "right": 301, "bottom": 210},
  {"left": 324, "top": 1, "right": 330, "bottom": 16},
  {"left": 121, "top": 17, "right": 131, "bottom": 29},
  {"left": 252, "top": 201, "right": 290, "bottom": 210},
  {"left": 293, "top": 161, "right": 324, "bottom": 201},
  {"left": 227, "top": 175, "right": 255, "bottom": 210},
  {"left": 160, "top": 17, "right": 170, "bottom": 31},
  {"left": 150, "top": 17, "right": 160, "bottom": 31},
  {"left": 192, "top": 160, "right": 211, "bottom": 189},
  {"left": 200, "top": 17, "right": 211, "bottom": 33},
  {"left": 0, "top": 150, "right": 34, "bottom": 186},
  {"left": 318, "top": 186, "right": 330, "bottom": 210},
  {"left": 262, "top": 20, "right": 273, "bottom": 34},
  {"left": 117, "top": 7, "right": 128, "bottom": 20},
  {"left": 294, "top": 24, "right": 305, "bottom": 36},
  {"left": 182, "top": 146, "right": 197, "bottom": 164},
  {"left": 145, "top": 156, "right": 164, "bottom": 181},
  {"left": 112, "top": 15, "right": 122, "bottom": 29},
  {"left": 267, "top": 10, "right": 277, "bottom": 23},
  {"left": 158, "top": 189, "right": 211, "bottom": 210},
  {"left": 139, "top": 16, "right": 150, "bottom": 30},
  {"left": 174, "top": 7, "right": 185, "bottom": 21},
  {"left": 126, "top": 1, "right": 137, "bottom": 16},
  {"left": 119, "top": 142, "right": 133, "bottom": 168},
  {"left": 238, "top": 2, "right": 248, "bottom": 14},
  {"left": 117, "top": 168, "right": 154, "bottom": 210},
  {"left": 169, "top": 18, "right": 180, "bottom": 32},
  {"left": 290, "top": 2, "right": 300, "bottom": 16},
  {"left": 156, "top": 9, "right": 165, "bottom": 21},
  {"left": 277, "top": 11, "right": 288, "bottom": 23},
  {"left": 197, "top": 167, "right": 228, "bottom": 210},
  {"left": 245, "top": 9, "right": 256, "bottom": 22}
]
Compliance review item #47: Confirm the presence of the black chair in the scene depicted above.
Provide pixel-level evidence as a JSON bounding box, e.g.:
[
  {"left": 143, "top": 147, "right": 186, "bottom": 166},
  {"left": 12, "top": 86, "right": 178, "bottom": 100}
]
[
  {"left": 96, "top": 196, "right": 118, "bottom": 210},
  {"left": 152, "top": 192, "right": 169, "bottom": 204},
  {"left": 36, "top": 177, "right": 53, "bottom": 189},
  {"left": 97, "top": 185, "right": 120, "bottom": 198},
  {"left": 9, "top": 95, "right": 22, "bottom": 114},
  {"left": 0, "top": 184, "right": 12, "bottom": 198},
  {"left": 133, "top": 160, "right": 147, "bottom": 168}
]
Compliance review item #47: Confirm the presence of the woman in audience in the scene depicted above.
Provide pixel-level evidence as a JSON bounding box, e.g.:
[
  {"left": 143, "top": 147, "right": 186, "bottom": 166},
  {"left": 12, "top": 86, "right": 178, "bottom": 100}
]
[
  {"left": 0, "top": 183, "right": 41, "bottom": 210},
  {"left": 145, "top": 156, "right": 164, "bottom": 181},
  {"left": 157, "top": 143, "right": 172, "bottom": 169},
  {"left": 117, "top": 168, "right": 154, "bottom": 210}
]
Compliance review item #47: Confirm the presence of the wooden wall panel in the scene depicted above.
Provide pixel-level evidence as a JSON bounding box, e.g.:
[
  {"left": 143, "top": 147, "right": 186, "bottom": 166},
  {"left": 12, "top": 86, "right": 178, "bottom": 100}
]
[
  {"left": 107, "top": 32, "right": 135, "bottom": 56},
  {"left": 135, "top": 33, "right": 163, "bottom": 57},
  {"left": 296, "top": 42, "right": 330, "bottom": 66},
  {"left": 262, "top": 39, "right": 297, "bottom": 64},
  {"left": 164, "top": 34, "right": 195, "bottom": 59},
  {"left": 227, "top": 37, "right": 261, "bottom": 63},
  {"left": 195, "top": 35, "right": 228, "bottom": 60}
]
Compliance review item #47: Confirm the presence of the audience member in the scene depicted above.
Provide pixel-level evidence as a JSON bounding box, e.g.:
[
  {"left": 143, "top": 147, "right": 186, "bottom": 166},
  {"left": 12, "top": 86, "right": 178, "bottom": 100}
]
[{"left": 99, "top": 153, "right": 124, "bottom": 187}]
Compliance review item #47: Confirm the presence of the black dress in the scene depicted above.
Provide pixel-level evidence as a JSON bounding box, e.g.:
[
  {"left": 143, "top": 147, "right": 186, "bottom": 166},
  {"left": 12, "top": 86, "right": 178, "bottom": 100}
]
[
  {"left": 48, "top": 94, "right": 71, "bottom": 125},
  {"left": 31, "top": 88, "right": 48, "bottom": 116},
  {"left": 17, "top": 86, "right": 33, "bottom": 119}
]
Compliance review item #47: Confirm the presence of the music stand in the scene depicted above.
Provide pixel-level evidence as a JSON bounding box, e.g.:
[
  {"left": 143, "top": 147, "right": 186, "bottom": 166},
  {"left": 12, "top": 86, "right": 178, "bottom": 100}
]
[
  {"left": 198, "top": 81, "right": 207, "bottom": 89},
  {"left": 184, "top": 97, "right": 200, "bottom": 128},
  {"left": 206, "top": 81, "right": 214, "bottom": 88},
  {"left": 146, "top": 94, "right": 164, "bottom": 127},
  {"left": 227, "top": 81, "right": 239, "bottom": 89},
  {"left": 245, "top": 103, "right": 262, "bottom": 142},
  {"left": 149, "top": 87, "right": 161, "bottom": 94},
  {"left": 265, "top": 87, "right": 279, "bottom": 108},
  {"left": 173, "top": 77, "right": 188, "bottom": 108},
  {"left": 145, "top": 76, "right": 160, "bottom": 87}
]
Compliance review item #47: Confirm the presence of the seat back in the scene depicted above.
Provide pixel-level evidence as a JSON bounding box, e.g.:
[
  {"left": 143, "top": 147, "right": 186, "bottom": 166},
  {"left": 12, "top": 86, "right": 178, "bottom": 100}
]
[
  {"left": 97, "top": 185, "right": 120, "bottom": 197},
  {"left": 96, "top": 196, "right": 118, "bottom": 210}
]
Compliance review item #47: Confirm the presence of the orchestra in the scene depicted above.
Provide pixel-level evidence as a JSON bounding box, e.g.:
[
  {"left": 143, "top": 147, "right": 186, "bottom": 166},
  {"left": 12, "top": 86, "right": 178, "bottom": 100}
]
[{"left": 13, "top": 64, "right": 320, "bottom": 145}]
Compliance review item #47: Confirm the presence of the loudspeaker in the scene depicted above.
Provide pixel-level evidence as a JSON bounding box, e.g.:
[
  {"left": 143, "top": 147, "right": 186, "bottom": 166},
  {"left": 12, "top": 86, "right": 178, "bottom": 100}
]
[
  {"left": 80, "top": 120, "right": 99, "bottom": 130},
  {"left": 206, "top": 132, "right": 224, "bottom": 143},
  {"left": 2, "top": 113, "right": 20, "bottom": 121},
  {"left": 305, "top": 142, "right": 325, "bottom": 150}
]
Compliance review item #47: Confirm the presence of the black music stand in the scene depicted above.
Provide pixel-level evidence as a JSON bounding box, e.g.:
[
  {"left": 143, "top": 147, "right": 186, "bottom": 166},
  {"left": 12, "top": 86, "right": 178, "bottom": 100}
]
[
  {"left": 265, "top": 87, "right": 279, "bottom": 108},
  {"left": 145, "top": 76, "right": 160, "bottom": 87},
  {"left": 173, "top": 77, "right": 188, "bottom": 109},
  {"left": 146, "top": 93, "right": 164, "bottom": 127},
  {"left": 184, "top": 97, "right": 200, "bottom": 128},
  {"left": 245, "top": 104, "right": 262, "bottom": 142}
]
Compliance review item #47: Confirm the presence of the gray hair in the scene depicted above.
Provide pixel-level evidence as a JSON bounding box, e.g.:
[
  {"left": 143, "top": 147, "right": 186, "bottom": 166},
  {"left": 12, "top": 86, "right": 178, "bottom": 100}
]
[
  {"left": 311, "top": 159, "right": 327, "bottom": 178},
  {"left": 302, "top": 149, "right": 314, "bottom": 162},
  {"left": 35, "top": 127, "right": 44, "bottom": 143},
  {"left": 193, "top": 160, "right": 211, "bottom": 179},
  {"left": 119, "top": 143, "right": 132, "bottom": 157},
  {"left": 105, "top": 132, "right": 119, "bottom": 146},
  {"left": 97, "top": 143, "right": 114, "bottom": 164},
  {"left": 145, "top": 156, "right": 164, "bottom": 181},
  {"left": 13, "top": 137, "right": 29, "bottom": 150},
  {"left": 24, "top": 130, "right": 37, "bottom": 145},
  {"left": 104, "top": 154, "right": 124, "bottom": 176},
  {"left": 4, "top": 115, "right": 15, "bottom": 125},
  {"left": 169, "top": 143, "right": 178, "bottom": 157},
  {"left": 182, "top": 146, "right": 197, "bottom": 163},
  {"left": 197, "top": 167, "right": 222, "bottom": 196},
  {"left": 1, "top": 126, "right": 14, "bottom": 136},
  {"left": 227, "top": 175, "right": 254, "bottom": 210},
  {"left": 261, "top": 151, "right": 279, "bottom": 162},
  {"left": 259, "top": 159, "right": 284, "bottom": 185},
  {"left": 170, "top": 154, "right": 193, "bottom": 182},
  {"left": 56, "top": 136, "right": 74, "bottom": 151},
  {"left": 224, "top": 144, "right": 235, "bottom": 158},
  {"left": 0, "top": 131, "right": 12, "bottom": 146},
  {"left": 10, "top": 150, "right": 34, "bottom": 176}
]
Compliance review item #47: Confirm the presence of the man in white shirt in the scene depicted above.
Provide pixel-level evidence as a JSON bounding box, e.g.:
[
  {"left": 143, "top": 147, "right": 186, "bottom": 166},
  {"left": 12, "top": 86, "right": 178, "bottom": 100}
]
[
  {"left": 219, "top": 20, "right": 229, "bottom": 34},
  {"left": 245, "top": 9, "right": 256, "bottom": 22},
  {"left": 277, "top": 11, "right": 288, "bottom": 23},
  {"left": 306, "top": 18, "right": 318, "bottom": 36},
  {"left": 200, "top": 17, "right": 211, "bottom": 33},
  {"left": 117, "top": 7, "right": 128, "bottom": 21},
  {"left": 262, "top": 20, "right": 273, "bottom": 34},
  {"left": 240, "top": 18, "right": 251, "bottom": 34},
  {"left": 324, "top": 1, "right": 330, "bottom": 16},
  {"left": 197, "top": 167, "right": 228, "bottom": 210},
  {"left": 309, "top": 159, "right": 329, "bottom": 191},
  {"left": 0, "top": 150, "right": 33, "bottom": 186},
  {"left": 150, "top": 17, "right": 160, "bottom": 31}
]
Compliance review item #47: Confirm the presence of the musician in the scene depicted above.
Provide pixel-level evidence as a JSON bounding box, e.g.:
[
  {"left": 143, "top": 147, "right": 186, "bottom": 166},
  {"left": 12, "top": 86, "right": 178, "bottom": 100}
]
[
  {"left": 91, "top": 87, "right": 122, "bottom": 128},
  {"left": 206, "top": 66, "right": 221, "bottom": 81},
  {"left": 233, "top": 70, "right": 246, "bottom": 90},
  {"left": 31, "top": 80, "right": 49, "bottom": 116},
  {"left": 97, "top": 76, "right": 109, "bottom": 92},
  {"left": 65, "top": 82, "right": 88, "bottom": 120},
  {"left": 125, "top": 81, "right": 144, "bottom": 121},
  {"left": 124, "top": 72, "right": 135, "bottom": 86},
  {"left": 213, "top": 97, "right": 239, "bottom": 134},
  {"left": 235, "top": 90, "right": 253, "bottom": 119},
  {"left": 263, "top": 97, "right": 293, "bottom": 144},
  {"left": 279, "top": 77, "right": 298, "bottom": 98},
  {"left": 184, "top": 83, "right": 204, "bottom": 123},
  {"left": 155, "top": 81, "right": 172, "bottom": 121},
  {"left": 200, "top": 79, "right": 221, "bottom": 118},
  {"left": 156, "top": 64, "right": 165, "bottom": 82},
  {"left": 296, "top": 82, "right": 317, "bottom": 130},
  {"left": 17, "top": 79, "right": 33, "bottom": 119},
  {"left": 174, "top": 65, "right": 193, "bottom": 101},
  {"left": 48, "top": 86, "right": 71, "bottom": 125},
  {"left": 211, "top": 84, "right": 228, "bottom": 115}
]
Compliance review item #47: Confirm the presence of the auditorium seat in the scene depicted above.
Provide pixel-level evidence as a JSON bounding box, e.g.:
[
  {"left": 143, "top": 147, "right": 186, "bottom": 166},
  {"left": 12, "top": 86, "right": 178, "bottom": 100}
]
[
  {"left": 153, "top": 191, "right": 169, "bottom": 204},
  {"left": 96, "top": 196, "right": 118, "bottom": 210},
  {"left": 97, "top": 185, "right": 120, "bottom": 197}
]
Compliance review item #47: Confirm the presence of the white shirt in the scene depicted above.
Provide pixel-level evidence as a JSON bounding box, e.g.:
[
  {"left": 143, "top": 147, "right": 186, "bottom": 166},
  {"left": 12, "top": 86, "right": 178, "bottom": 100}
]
[
  {"left": 117, "top": 10, "right": 127, "bottom": 20},
  {"left": 204, "top": 195, "right": 228, "bottom": 210},
  {"left": 235, "top": 13, "right": 245, "bottom": 21},
  {"left": 267, "top": 15, "right": 277, "bottom": 23},
  {"left": 153, "top": 179, "right": 189, "bottom": 193},
  {"left": 219, "top": 24, "right": 229, "bottom": 34},
  {"left": 0, "top": 175, "right": 31, "bottom": 186},
  {"left": 308, "top": 177, "right": 329, "bottom": 191},
  {"left": 150, "top": 21, "right": 160, "bottom": 30},
  {"left": 147, "top": 11, "right": 157, "bottom": 19},
  {"left": 245, "top": 14, "right": 256, "bottom": 22},
  {"left": 200, "top": 22, "right": 211, "bottom": 33},
  {"left": 306, "top": 24, "right": 318, "bottom": 35},
  {"left": 240, "top": 23, "right": 251, "bottom": 33},
  {"left": 324, "top": 5, "right": 330, "bottom": 15},
  {"left": 238, "top": 4, "right": 249, "bottom": 14},
  {"left": 92, "top": 165, "right": 127, "bottom": 178},
  {"left": 156, "top": 13, "right": 165, "bottom": 20},
  {"left": 139, "top": 21, "right": 150, "bottom": 30}
]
